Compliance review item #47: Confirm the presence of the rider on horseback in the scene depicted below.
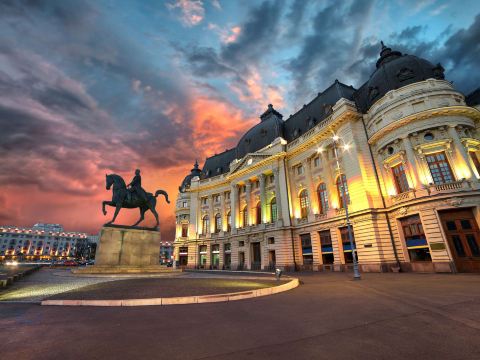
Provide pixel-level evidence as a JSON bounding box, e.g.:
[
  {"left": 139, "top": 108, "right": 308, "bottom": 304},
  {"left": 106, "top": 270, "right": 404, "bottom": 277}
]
[{"left": 127, "top": 169, "right": 148, "bottom": 203}]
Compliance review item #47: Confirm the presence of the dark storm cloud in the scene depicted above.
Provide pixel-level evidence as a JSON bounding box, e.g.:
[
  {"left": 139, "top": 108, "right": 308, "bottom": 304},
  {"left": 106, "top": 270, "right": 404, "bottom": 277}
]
[
  {"left": 182, "top": 46, "right": 237, "bottom": 77},
  {"left": 286, "top": 0, "right": 375, "bottom": 103},
  {"left": 220, "top": 0, "right": 285, "bottom": 67},
  {"left": 284, "top": 0, "right": 310, "bottom": 40}
]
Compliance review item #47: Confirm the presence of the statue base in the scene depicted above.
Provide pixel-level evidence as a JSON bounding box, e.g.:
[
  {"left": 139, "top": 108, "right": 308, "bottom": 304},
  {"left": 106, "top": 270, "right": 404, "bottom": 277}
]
[{"left": 94, "top": 225, "right": 161, "bottom": 266}]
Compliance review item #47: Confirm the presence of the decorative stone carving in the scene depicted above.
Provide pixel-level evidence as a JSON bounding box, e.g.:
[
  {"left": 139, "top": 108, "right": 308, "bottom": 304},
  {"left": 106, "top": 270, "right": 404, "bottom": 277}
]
[
  {"left": 397, "top": 67, "right": 415, "bottom": 81},
  {"left": 448, "top": 197, "right": 463, "bottom": 207},
  {"left": 398, "top": 207, "right": 408, "bottom": 216}
]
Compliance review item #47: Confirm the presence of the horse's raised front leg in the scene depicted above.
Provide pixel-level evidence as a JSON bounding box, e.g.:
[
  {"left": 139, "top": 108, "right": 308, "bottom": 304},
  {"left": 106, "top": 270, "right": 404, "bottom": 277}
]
[
  {"left": 106, "top": 204, "right": 122, "bottom": 225},
  {"left": 102, "top": 201, "right": 115, "bottom": 216}
]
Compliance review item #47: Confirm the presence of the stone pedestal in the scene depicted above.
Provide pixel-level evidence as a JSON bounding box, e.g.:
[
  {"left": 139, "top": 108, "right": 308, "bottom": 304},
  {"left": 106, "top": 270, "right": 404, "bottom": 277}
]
[{"left": 95, "top": 226, "right": 161, "bottom": 266}]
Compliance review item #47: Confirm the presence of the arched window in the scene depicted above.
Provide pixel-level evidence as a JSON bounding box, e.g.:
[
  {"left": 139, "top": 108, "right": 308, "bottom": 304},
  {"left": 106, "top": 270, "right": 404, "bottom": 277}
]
[
  {"left": 214, "top": 213, "right": 222, "bottom": 233},
  {"left": 226, "top": 211, "right": 231, "bottom": 232},
  {"left": 255, "top": 202, "right": 262, "bottom": 225},
  {"left": 299, "top": 189, "right": 310, "bottom": 219},
  {"left": 241, "top": 206, "right": 248, "bottom": 227},
  {"left": 336, "top": 174, "right": 350, "bottom": 208},
  {"left": 270, "top": 197, "right": 277, "bottom": 222},
  {"left": 202, "top": 215, "right": 210, "bottom": 235},
  {"left": 317, "top": 183, "right": 329, "bottom": 214}
]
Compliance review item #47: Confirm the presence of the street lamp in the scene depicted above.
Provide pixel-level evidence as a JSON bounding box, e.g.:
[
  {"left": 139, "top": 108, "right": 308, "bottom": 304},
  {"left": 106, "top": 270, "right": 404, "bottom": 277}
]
[{"left": 332, "top": 134, "right": 361, "bottom": 280}]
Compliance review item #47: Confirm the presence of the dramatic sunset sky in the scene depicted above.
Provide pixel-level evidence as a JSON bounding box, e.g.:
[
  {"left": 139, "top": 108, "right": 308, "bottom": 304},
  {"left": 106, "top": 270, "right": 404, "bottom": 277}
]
[{"left": 1, "top": 0, "right": 480, "bottom": 239}]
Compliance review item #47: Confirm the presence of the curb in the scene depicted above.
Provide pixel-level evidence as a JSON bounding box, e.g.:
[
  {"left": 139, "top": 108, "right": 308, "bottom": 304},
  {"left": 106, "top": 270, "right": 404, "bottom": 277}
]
[{"left": 41, "top": 278, "right": 299, "bottom": 307}]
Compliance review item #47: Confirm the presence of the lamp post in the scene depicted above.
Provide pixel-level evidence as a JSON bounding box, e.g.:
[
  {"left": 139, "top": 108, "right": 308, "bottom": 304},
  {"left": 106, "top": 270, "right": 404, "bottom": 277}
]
[{"left": 332, "top": 134, "right": 361, "bottom": 280}]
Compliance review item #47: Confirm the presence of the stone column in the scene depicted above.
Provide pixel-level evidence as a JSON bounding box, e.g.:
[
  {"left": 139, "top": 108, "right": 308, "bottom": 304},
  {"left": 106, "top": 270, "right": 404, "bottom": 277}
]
[
  {"left": 259, "top": 174, "right": 267, "bottom": 223},
  {"left": 402, "top": 135, "right": 422, "bottom": 188},
  {"left": 230, "top": 184, "right": 238, "bottom": 234},
  {"left": 448, "top": 125, "right": 476, "bottom": 181},
  {"left": 304, "top": 158, "right": 318, "bottom": 216},
  {"left": 245, "top": 181, "right": 252, "bottom": 226},
  {"left": 273, "top": 168, "right": 283, "bottom": 221}
]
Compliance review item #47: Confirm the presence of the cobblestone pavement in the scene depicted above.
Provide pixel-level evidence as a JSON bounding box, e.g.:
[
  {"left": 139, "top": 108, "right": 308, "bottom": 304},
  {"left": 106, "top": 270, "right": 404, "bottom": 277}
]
[{"left": 0, "top": 268, "right": 125, "bottom": 302}]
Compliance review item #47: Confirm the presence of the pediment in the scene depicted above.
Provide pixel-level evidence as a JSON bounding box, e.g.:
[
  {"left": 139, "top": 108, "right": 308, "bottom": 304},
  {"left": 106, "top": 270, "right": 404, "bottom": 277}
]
[{"left": 229, "top": 153, "right": 271, "bottom": 174}]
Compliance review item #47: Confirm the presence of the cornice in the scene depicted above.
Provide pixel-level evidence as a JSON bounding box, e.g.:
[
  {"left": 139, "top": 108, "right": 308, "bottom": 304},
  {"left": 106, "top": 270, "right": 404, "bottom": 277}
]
[{"left": 368, "top": 106, "right": 480, "bottom": 145}]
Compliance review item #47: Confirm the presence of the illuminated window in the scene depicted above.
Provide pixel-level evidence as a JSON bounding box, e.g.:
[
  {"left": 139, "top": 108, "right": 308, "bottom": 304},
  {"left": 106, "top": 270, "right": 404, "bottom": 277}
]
[
  {"left": 226, "top": 211, "right": 231, "bottom": 232},
  {"left": 202, "top": 215, "right": 210, "bottom": 235},
  {"left": 319, "top": 230, "right": 334, "bottom": 264},
  {"left": 255, "top": 202, "right": 261, "bottom": 225},
  {"left": 214, "top": 213, "right": 222, "bottom": 233},
  {"left": 300, "top": 233, "right": 313, "bottom": 265},
  {"left": 317, "top": 183, "right": 329, "bottom": 214},
  {"left": 336, "top": 174, "right": 350, "bottom": 208},
  {"left": 392, "top": 163, "right": 409, "bottom": 193},
  {"left": 270, "top": 198, "right": 277, "bottom": 222},
  {"left": 426, "top": 152, "right": 454, "bottom": 184},
  {"left": 401, "top": 215, "right": 431, "bottom": 262},
  {"left": 340, "top": 226, "right": 356, "bottom": 263},
  {"left": 181, "top": 223, "right": 188, "bottom": 238},
  {"left": 299, "top": 190, "right": 310, "bottom": 219}
]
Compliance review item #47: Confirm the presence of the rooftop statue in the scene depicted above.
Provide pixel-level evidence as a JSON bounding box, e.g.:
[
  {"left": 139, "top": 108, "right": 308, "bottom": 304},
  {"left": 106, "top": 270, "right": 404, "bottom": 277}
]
[{"left": 102, "top": 169, "right": 170, "bottom": 229}]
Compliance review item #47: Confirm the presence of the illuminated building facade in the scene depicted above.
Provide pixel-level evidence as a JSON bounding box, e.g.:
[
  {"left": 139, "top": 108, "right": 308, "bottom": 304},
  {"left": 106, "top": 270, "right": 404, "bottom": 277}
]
[
  {"left": 174, "top": 44, "right": 480, "bottom": 273},
  {"left": 0, "top": 223, "right": 89, "bottom": 260}
]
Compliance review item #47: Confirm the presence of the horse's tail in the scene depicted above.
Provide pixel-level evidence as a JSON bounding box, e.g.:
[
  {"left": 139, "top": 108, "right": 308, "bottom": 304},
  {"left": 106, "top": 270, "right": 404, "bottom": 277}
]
[{"left": 155, "top": 189, "right": 170, "bottom": 203}]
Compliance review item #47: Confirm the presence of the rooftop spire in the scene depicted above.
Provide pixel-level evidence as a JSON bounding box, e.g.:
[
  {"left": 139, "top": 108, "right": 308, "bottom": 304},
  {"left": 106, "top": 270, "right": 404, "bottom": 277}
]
[{"left": 376, "top": 41, "right": 402, "bottom": 68}]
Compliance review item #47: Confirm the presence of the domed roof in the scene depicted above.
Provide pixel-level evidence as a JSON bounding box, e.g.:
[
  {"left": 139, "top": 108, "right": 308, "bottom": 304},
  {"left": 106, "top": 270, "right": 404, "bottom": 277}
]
[
  {"left": 354, "top": 42, "right": 446, "bottom": 112},
  {"left": 179, "top": 161, "right": 202, "bottom": 193},
  {"left": 235, "top": 104, "right": 284, "bottom": 160}
]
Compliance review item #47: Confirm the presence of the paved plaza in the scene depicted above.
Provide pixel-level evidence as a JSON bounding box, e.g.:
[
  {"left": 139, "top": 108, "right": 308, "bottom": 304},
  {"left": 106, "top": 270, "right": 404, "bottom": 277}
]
[{"left": 1, "top": 270, "right": 480, "bottom": 359}]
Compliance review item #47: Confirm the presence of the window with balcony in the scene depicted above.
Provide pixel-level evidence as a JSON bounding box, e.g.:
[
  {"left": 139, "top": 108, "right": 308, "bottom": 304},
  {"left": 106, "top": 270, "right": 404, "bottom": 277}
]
[
  {"left": 317, "top": 183, "right": 329, "bottom": 214},
  {"left": 400, "top": 215, "right": 431, "bottom": 262},
  {"left": 255, "top": 202, "right": 261, "bottom": 225},
  {"left": 299, "top": 190, "right": 310, "bottom": 219},
  {"left": 426, "top": 152, "right": 454, "bottom": 184},
  {"left": 202, "top": 215, "right": 210, "bottom": 235},
  {"left": 270, "top": 197, "right": 277, "bottom": 222},
  {"left": 181, "top": 223, "right": 188, "bottom": 238},
  {"left": 214, "top": 213, "right": 222, "bottom": 233},
  {"left": 392, "top": 163, "right": 410, "bottom": 193},
  {"left": 336, "top": 174, "right": 350, "bottom": 208}
]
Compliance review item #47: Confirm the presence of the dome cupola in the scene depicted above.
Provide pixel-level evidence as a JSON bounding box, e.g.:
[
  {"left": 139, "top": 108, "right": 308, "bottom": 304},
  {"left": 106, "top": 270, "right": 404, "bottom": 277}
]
[{"left": 179, "top": 160, "right": 202, "bottom": 193}]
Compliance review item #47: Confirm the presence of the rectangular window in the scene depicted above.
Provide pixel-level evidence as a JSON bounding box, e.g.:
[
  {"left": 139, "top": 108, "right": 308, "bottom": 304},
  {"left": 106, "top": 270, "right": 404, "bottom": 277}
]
[
  {"left": 392, "top": 163, "right": 409, "bottom": 193},
  {"left": 239, "top": 241, "right": 244, "bottom": 247},
  {"left": 426, "top": 152, "right": 454, "bottom": 185},
  {"left": 297, "top": 165, "right": 304, "bottom": 175},
  {"left": 314, "top": 157, "right": 320, "bottom": 167},
  {"left": 182, "top": 201, "right": 188, "bottom": 208},
  {"left": 400, "top": 215, "right": 431, "bottom": 262},
  {"left": 319, "top": 230, "right": 334, "bottom": 264},
  {"left": 199, "top": 245, "right": 207, "bottom": 267},
  {"left": 224, "top": 243, "right": 231, "bottom": 252},
  {"left": 268, "top": 237, "right": 275, "bottom": 245},
  {"left": 202, "top": 197, "right": 208, "bottom": 205},
  {"left": 181, "top": 223, "right": 188, "bottom": 238},
  {"left": 214, "top": 194, "right": 220, "bottom": 203},
  {"left": 225, "top": 191, "right": 230, "bottom": 200},
  {"left": 300, "top": 233, "right": 313, "bottom": 265},
  {"left": 340, "top": 226, "right": 356, "bottom": 263}
]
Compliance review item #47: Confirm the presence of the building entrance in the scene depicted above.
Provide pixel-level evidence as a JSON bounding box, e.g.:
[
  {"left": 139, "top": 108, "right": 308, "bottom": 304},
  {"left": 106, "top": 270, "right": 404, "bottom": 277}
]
[
  {"left": 439, "top": 209, "right": 480, "bottom": 272},
  {"left": 251, "top": 242, "right": 261, "bottom": 270}
]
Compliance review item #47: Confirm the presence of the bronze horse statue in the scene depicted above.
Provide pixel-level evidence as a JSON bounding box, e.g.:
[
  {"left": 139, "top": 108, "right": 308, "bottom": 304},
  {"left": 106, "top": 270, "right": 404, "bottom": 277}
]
[{"left": 102, "top": 174, "right": 169, "bottom": 228}]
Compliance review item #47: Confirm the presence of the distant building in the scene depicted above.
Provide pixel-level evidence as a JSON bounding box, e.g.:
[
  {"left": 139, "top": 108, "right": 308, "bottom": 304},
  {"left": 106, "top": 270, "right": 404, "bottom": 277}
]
[
  {"left": 174, "top": 43, "right": 480, "bottom": 273},
  {"left": 159, "top": 240, "right": 173, "bottom": 264},
  {"left": 0, "top": 223, "right": 91, "bottom": 260}
]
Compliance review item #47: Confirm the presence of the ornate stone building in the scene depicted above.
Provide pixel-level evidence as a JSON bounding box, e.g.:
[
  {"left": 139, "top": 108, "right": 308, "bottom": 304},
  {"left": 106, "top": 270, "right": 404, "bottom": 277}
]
[{"left": 174, "top": 44, "right": 480, "bottom": 273}]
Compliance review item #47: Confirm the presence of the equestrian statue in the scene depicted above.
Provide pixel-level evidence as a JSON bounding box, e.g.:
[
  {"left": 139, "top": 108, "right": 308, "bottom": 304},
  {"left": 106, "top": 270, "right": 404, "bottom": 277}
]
[{"left": 102, "top": 169, "right": 170, "bottom": 228}]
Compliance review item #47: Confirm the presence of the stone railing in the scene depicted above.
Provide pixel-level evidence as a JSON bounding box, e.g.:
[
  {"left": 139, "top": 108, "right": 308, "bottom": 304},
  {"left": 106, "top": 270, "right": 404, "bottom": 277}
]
[
  {"left": 335, "top": 208, "right": 346, "bottom": 216},
  {"left": 315, "top": 213, "right": 328, "bottom": 221},
  {"left": 427, "top": 179, "right": 471, "bottom": 194},
  {"left": 390, "top": 189, "right": 416, "bottom": 203}
]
